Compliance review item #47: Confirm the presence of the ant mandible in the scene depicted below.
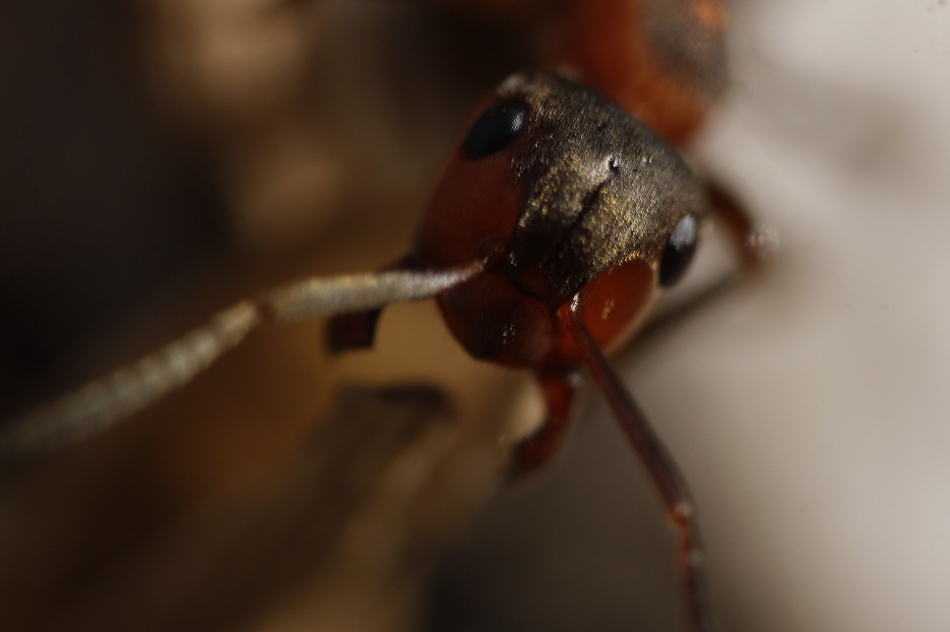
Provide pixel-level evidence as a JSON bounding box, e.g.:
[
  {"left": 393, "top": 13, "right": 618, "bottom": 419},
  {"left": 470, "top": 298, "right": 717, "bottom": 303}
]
[{"left": 0, "top": 2, "right": 774, "bottom": 631}]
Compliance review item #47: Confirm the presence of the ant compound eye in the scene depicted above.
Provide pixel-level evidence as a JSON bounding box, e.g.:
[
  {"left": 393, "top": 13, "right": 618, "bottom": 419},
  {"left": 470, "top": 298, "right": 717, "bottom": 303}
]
[
  {"left": 462, "top": 99, "right": 527, "bottom": 159},
  {"left": 658, "top": 214, "right": 699, "bottom": 287}
]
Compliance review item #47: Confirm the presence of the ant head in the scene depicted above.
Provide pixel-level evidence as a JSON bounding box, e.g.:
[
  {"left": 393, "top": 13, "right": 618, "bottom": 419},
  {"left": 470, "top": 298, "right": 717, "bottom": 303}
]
[
  {"left": 497, "top": 74, "right": 705, "bottom": 302},
  {"left": 416, "top": 74, "right": 707, "bottom": 368}
]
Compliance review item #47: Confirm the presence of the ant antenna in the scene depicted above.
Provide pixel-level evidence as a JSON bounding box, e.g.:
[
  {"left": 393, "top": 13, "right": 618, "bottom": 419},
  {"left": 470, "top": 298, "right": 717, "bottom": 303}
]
[{"left": 0, "top": 261, "right": 485, "bottom": 460}]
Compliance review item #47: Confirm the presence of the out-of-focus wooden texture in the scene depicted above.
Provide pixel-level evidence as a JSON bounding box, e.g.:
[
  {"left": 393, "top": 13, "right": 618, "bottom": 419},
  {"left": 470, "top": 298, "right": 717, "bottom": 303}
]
[
  {"left": 0, "top": 2, "right": 541, "bottom": 631},
  {"left": 2, "top": 384, "right": 519, "bottom": 632}
]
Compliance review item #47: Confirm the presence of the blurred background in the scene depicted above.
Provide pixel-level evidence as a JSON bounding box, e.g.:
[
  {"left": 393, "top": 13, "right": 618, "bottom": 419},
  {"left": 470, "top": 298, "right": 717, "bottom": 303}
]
[{"left": 1, "top": 1, "right": 949, "bottom": 631}]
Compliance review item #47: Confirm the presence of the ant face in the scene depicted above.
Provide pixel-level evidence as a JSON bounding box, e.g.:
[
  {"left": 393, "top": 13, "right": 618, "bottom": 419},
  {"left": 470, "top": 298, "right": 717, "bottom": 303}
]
[{"left": 416, "top": 74, "right": 706, "bottom": 369}]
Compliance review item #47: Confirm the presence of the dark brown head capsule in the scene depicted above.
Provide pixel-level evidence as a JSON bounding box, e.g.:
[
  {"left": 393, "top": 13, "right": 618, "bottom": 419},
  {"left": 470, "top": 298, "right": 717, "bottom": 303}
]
[{"left": 415, "top": 73, "right": 706, "bottom": 372}]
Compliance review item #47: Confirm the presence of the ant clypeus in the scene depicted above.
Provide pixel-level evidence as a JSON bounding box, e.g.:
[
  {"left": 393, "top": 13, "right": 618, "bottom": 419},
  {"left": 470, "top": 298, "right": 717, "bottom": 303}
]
[{"left": 0, "top": 2, "right": 775, "bottom": 631}]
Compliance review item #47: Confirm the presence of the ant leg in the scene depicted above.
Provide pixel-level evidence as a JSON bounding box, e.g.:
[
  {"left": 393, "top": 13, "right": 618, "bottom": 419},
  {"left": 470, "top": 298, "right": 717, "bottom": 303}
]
[
  {"left": 0, "top": 261, "right": 483, "bottom": 459},
  {"left": 562, "top": 299, "right": 715, "bottom": 632},
  {"left": 704, "top": 180, "right": 777, "bottom": 270},
  {"left": 325, "top": 255, "right": 416, "bottom": 353},
  {"left": 510, "top": 372, "right": 578, "bottom": 479},
  {"left": 637, "top": 182, "right": 777, "bottom": 339},
  {"left": 326, "top": 310, "right": 384, "bottom": 353}
]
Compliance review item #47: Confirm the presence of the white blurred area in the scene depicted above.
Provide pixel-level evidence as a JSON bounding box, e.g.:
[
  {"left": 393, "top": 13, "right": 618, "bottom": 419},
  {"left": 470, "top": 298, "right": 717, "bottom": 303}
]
[
  {"left": 431, "top": 2, "right": 950, "bottom": 631},
  {"left": 697, "top": 2, "right": 950, "bottom": 628}
]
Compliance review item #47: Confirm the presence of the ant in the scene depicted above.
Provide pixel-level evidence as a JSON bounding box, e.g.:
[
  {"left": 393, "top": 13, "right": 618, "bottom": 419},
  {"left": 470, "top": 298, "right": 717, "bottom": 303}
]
[{"left": 0, "top": 2, "right": 774, "bottom": 631}]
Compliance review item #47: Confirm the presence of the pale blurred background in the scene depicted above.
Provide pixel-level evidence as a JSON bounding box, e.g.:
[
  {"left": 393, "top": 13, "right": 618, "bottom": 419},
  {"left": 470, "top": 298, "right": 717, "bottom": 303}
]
[
  {"left": 0, "top": 1, "right": 948, "bottom": 631},
  {"left": 437, "top": 1, "right": 950, "bottom": 631}
]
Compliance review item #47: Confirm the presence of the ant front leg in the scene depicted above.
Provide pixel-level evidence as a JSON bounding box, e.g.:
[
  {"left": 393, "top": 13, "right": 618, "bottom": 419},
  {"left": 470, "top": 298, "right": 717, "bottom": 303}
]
[
  {"left": 704, "top": 180, "right": 778, "bottom": 270},
  {"left": 638, "top": 181, "right": 777, "bottom": 339},
  {"left": 510, "top": 372, "right": 579, "bottom": 479},
  {"left": 326, "top": 254, "right": 418, "bottom": 353}
]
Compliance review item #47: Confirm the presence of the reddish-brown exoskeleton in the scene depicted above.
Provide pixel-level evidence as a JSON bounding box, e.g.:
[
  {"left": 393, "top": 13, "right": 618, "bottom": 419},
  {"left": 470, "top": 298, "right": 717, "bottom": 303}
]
[
  {"left": 329, "top": 72, "right": 766, "bottom": 631},
  {"left": 553, "top": 0, "right": 729, "bottom": 145},
  {"left": 0, "top": 3, "right": 772, "bottom": 630}
]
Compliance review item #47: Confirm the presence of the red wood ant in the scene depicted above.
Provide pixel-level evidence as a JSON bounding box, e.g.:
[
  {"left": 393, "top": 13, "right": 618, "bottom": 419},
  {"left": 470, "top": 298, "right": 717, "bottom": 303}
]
[
  {"left": 0, "top": 3, "right": 773, "bottom": 631},
  {"left": 0, "top": 72, "right": 769, "bottom": 631}
]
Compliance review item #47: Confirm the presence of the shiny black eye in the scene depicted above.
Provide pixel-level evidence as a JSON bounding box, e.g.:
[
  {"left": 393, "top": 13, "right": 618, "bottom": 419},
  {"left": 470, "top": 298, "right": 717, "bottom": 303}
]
[
  {"left": 659, "top": 214, "right": 699, "bottom": 287},
  {"left": 462, "top": 99, "right": 527, "bottom": 159}
]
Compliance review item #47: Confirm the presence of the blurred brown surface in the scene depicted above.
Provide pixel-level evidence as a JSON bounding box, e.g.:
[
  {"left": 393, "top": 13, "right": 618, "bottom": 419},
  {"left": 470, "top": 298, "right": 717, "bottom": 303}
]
[
  {"left": 1, "top": 385, "right": 515, "bottom": 632},
  {"left": 0, "top": 2, "right": 538, "bottom": 631}
]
